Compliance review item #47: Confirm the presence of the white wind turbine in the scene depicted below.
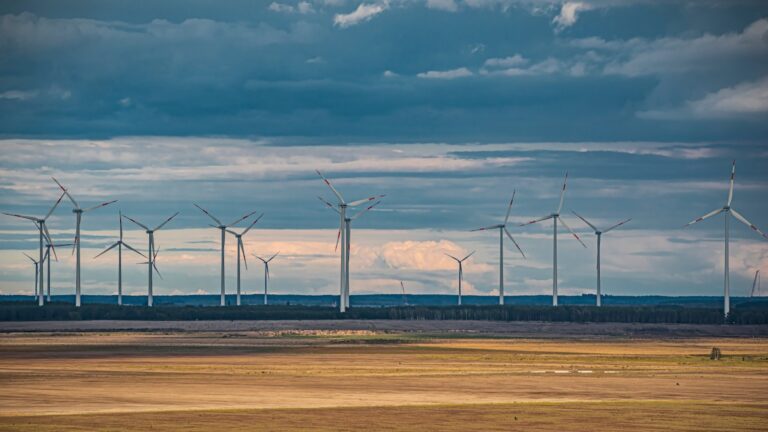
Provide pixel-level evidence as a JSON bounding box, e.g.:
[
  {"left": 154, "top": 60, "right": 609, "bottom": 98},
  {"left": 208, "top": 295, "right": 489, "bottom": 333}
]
[
  {"left": 194, "top": 204, "right": 259, "bottom": 307},
  {"left": 751, "top": 270, "right": 761, "bottom": 298},
  {"left": 571, "top": 211, "right": 631, "bottom": 307},
  {"left": 52, "top": 177, "right": 117, "bottom": 307},
  {"left": 684, "top": 161, "right": 768, "bottom": 317},
  {"left": 316, "top": 170, "right": 384, "bottom": 312},
  {"left": 42, "top": 236, "right": 74, "bottom": 303},
  {"left": 122, "top": 212, "right": 179, "bottom": 307},
  {"left": 519, "top": 173, "right": 586, "bottom": 306},
  {"left": 444, "top": 251, "right": 475, "bottom": 306},
  {"left": 23, "top": 253, "right": 41, "bottom": 300},
  {"left": 400, "top": 280, "right": 408, "bottom": 306},
  {"left": 3, "top": 192, "right": 65, "bottom": 306},
  {"left": 471, "top": 190, "right": 526, "bottom": 305},
  {"left": 254, "top": 252, "right": 279, "bottom": 305},
  {"left": 225, "top": 214, "right": 263, "bottom": 306},
  {"left": 94, "top": 211, "right": 146, "bottom": 306}
]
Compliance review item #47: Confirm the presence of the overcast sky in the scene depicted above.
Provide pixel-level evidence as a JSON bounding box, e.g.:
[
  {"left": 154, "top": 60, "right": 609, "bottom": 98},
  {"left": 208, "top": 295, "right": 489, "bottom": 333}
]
[{"left": 0, "top": 0, "right": 767, "bottom": 298}]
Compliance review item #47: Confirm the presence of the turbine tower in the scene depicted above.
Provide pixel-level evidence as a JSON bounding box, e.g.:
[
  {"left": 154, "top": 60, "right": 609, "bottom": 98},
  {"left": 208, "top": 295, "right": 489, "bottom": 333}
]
[
  {"left": 225, "top": 214, "right": 263, "bottom": 306},
  {"left": 53, "top": 178, "right": 117, "bottom": 307},
  {"left": 400, "top": 280, "right": 408, "bottom": 306},
  {"left": 751, "top": 270, "right": 761, "bottom": 298},
  {"left": 342, "top": 200, "right": 382, "bottom": 309},
  {"left": 571, "top": 211, "right": 631, "bottom": 307},
  {"left": 3, "top": 192, "right": 65, "bottom": 306},
  {"left": 23, "top": 253, "right": 41, "bottom": 300},
  {"left": 471, "top": 190, "right": 526, "bottom": 305},
  {"left": 445, "top": 251, "right": 475, "bottom": 306},
  {"left": 519, "top": 172, "right": 586, "bottom": 306},
  {"left": 42, "top": 236, "right": 74, "bottom": 302},
  {"left": 684, "top": 161, "right": 768, "bottom": 317},
  {"left": 94, "top": 211, "right": 145, "bottom": 306},
  {"left": 122, "top": 212, "right": 178, "bottom": 307},
  {"left": 194, "top": 204, "right": 258, "bottom": 306},
  {"left": 254, "top": 252, "right": 279, "bottom": 305},
  {"left": 316, "top": 170, "right": 384, "bottom": 313}
]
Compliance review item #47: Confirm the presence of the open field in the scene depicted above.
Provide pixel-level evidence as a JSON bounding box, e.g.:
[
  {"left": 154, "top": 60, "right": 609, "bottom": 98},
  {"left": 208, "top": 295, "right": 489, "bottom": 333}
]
[{"left": 1, "top": 323, "right": 767, "bottom": 431}]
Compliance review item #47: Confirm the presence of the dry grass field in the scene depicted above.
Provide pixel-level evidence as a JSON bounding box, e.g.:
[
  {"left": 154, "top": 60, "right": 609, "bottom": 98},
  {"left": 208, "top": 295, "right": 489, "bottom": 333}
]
[{"left": 0, "top": 322, "right": 767, "bottom": 431}]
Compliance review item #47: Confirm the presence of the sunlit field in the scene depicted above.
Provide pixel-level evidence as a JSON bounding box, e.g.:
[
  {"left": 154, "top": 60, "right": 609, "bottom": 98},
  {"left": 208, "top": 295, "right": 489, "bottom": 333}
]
[{"left": 1, "top": 322, "right": 767, "bottom": 431}]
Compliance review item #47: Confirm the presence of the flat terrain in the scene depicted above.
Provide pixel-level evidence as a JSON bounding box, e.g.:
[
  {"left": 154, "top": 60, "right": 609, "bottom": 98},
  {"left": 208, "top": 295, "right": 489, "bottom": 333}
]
[{"left": 1, "top": 322, "right": 767, "bottom": 431}]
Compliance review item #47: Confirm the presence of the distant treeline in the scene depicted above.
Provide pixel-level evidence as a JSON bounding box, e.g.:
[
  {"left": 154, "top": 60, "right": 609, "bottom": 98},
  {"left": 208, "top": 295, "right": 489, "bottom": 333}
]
[{"left": 2, "top": 302, "right": 767, "bottom": 324}]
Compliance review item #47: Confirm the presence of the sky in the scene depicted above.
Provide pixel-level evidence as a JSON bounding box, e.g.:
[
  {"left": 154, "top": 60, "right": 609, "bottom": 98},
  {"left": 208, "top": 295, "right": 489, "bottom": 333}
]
[{"left": 0, "top": 0, "right": 767, "bottom": 299}]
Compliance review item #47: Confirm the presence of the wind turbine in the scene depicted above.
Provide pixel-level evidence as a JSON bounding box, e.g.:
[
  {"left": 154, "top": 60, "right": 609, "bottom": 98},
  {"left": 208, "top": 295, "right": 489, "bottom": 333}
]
[
  {"left": 400, "top": 280, "right": 408, "bottom": 306},
  {"left": 193, "top": 204, "right": 259, "bottom": 307},
  {"left": 254, "top": 252, "right": 279, "bottom": 305},
  {"left": 94, "top": 211, "right": 145, "bottom": 306},
  {"left": 444, "top": 251, "right": 475, "bottom": 306},
  {"left": 751, "top": 270, "right": 761, "bottom": 298},
  {"left": 519, "top": 172, "right": 586, "bottom": 306},
  {"left": 225, "top": 214, "right": 263, "bottom": 306},
  {"left": 3, "top": 192, "right": 65, "bottom": 306},
  {"left": 23, "top": 253, "right": 41, "bottom": 300},
  {"left": 471, "top": 190, "right": 526, "bottom": 305},
  {"left": 52, "top": 177, "right": 117, "bottom": 307},
  {"left": 571, "top": 211, "right": 631, "bottom": 307},
  {"left": 316, "top": 170, "right": 384, "bottom": 312},
  {"left": 122, "top": 212, "right": 178, "bottom": 307},
  {"left": 42, "top": 236, "right": 74, "bottom": 303},
  {"left": 138, "top": 246, "right": 163, "bottom": 281},
  {"left": 684, "top": 161, "right": 768, "bottom": 317}
]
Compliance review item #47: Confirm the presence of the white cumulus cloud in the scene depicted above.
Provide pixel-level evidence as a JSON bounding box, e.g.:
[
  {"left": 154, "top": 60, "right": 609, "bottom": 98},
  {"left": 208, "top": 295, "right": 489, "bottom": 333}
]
[
  {"left": 417, "top": 67, "right": 473, "bottom": 79},
  {"left": 334, "top": 2, "right": 389, "bottom": 28}
]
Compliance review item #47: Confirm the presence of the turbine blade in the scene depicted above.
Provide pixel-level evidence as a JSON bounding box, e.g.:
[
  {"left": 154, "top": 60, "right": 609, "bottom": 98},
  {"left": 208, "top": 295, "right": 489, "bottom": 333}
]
[
  {"left": 461, "top": 250, "right": 475, "bottom": 262},
  {"left": 43, "top": 192, "right": 66, "bottom": 221},
  {"left": 240, "top": 213, "right": 264, "bottom": 236},
  {"left": 571, "top": 210, "right": 597, "bottom": 232},
  {"left": 557, "top": 172, "right": 568, "bottom": 214},
  {"left": 335, "top": 227, "right": 342, "bottom": 252},
  {"left": 348, "top": 195, "right": 386, "bottom": 207},
  {"left": 351, "top": 200, "right": 381, "bottom": 220},
  {"left": 267, "top": 251, "right": 279, "bottom": 262},
  {"left": 731, "top": 209, "right": 768, "bottom": 240},
  {"left": 225, "top": 229, "right": 239, "bottom": 236},
  {"left": 684, "top": 208, "right": 723, "bottom": 228},
  {"left": 519, "top": 214, "right": 554, "bottom": 227},
  {"left": 119, "top": 210, "right": 124, "bottom": 240},
  {"left": 193, "top": 203, "right": 222, "bottom": 226},
  {"left": 470, "top": 224, "right": 501, "bottom": 232},
  {"left": 42, "top": 224, "right": 58, "bottom": 262},
  {"left": 752, "top": 270, "right": 760, "bottom": 297},
  {"left": 153, "top": 212, "right": 179, "bottom": 231},
  {"left": 559, "top": 217, "right": 587, "bottom": 248},
  {"left": 153, "top": 262, "right": 163, "bottom": 279},
  {"left": 504, "top": 190, "right": 516, "bottom": 225},
  {"left": 318, "top": 196, "right": 340, "bottom": 214},
  {"left": 94, "top": 242, "right": 119, "bottom": 259},
  {"left": 122, "top": 214, "right": 149, "bottom": 231},
  {"left": 240, "top": 239, "right": 248, "bottom": 270},
  {"left": 2, "top": 212, "right": 38, "bottom": 222},
  {"left": 227, "top": 210, "right": 259, "bottom": 228},
  {"left": 23, "top": 252, "right": 36, "bottom": 263},
  {"left": 122, "top": 242, "right": 146, "bottom": 258},
  {"left": 504, "top": 227, "right": 526, "bottom": 259},
  {"left": 603, "top": 218, "right": 632, "bottom": 234},
  {"left": 83, "top": 199, "right": 117, "bottom": 212},
  {"left": 444, "top": 253, "right": 460, "bottom": 262},
  {"left": 727, "top": 160, "right": 735, "bottom": 206},
  {"left": 266, "top": 264, "right": 270, "bottom": 280},
  {"left": 52, "top": 177, "right": 79, "bottom": 208},
  {"left": 253, "top": 254, "right": 267, "bottom": 264},
  {"left": 316, "top": 170, "right": 345, "bottom": 203}
]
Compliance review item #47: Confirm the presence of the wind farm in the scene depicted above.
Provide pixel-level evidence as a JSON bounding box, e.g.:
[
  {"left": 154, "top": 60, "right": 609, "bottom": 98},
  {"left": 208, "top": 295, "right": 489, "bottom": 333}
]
[{"left": 1, "top": 2, "right": 768, "bottom": 431}]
